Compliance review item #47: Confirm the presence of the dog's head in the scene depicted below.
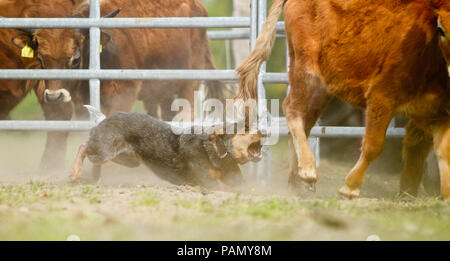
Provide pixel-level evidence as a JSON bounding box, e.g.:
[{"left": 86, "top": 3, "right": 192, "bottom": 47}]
[{"left": 204, "top": 123, "right": 263, "bottom": 165}]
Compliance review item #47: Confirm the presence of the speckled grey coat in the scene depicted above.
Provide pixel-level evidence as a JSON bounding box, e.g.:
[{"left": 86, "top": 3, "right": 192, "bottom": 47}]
[{"left": 85, "top": 112, "right": 244, "bottom": 187}]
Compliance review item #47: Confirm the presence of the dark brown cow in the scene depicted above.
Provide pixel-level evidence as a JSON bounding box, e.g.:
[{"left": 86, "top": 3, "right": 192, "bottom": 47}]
[
  {"left": 237, "top": 0, "right": 450, "bottom": 200},
  {"left": 12, "top": 0, "right": 224, "bottom": 171}
]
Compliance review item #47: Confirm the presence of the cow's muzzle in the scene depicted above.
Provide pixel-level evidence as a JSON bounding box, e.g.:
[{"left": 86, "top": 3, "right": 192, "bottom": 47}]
[{"left": 44, "top": 89, "right": 72, "bottom": 103}]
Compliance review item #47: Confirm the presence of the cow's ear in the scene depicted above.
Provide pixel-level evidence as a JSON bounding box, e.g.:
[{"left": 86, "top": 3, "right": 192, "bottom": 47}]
[
  {"left": 11, "top": 33, "right": 34, "bottom": 49},
  {"left": 100, "top": 31, "right": 113, "bottom": 48}
]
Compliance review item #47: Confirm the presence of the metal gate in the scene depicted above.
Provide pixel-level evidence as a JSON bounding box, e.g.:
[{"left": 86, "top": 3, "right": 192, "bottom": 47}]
[{"left": 0, "top": 0, "right": 405, "bottom": 182}]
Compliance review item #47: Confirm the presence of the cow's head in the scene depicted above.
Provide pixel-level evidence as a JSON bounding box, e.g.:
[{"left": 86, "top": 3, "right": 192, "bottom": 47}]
[
  {"left": 10, "top": 9, "right": 119, "bottom": 104},
  {"left": 431, "top": 0, "right": 450, "bottom": 75}
]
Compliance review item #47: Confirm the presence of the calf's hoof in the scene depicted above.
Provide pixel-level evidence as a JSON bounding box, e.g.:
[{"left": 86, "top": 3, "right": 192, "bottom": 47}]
[
  {"left": 299, "top": 167, "right": 317, "bottom": 183},
  {"left": 288, "top": 174, "right": 316, "bottom": 196},
  {"left": 299, "top": 168, "right": 317, "bottom": 192},
  {"left": 339, "top": 185, "right": 360, "bottom": 199},
  {"left": 444, "top": 193, "right": 450, "bottom": 202}
]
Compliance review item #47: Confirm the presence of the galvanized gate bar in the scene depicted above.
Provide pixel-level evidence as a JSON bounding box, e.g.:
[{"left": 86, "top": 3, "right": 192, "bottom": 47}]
[
  {"left": 0, "top": 17, "right": 251, "bottom": 28},
  {"left": 255, "top": 0, "right": 271, "bottom": 184},
  {"left": 208, "top": 30, "right": 250, "bottom": 40},
  {"left": 283, "top": 125, "right": 406, "bottom": 138},
  {"left": 0, "top": 118, "right": 407, "bottom": 135},
  {"left": 262, "top": 73, "right": 289, "bottom": 83},
  {"left": 0, "top": 70, "right": 239, "bottom": 80},
  {"left": 89, "top": 0, "right": 101, "bottom": 111},
  {"left": 0, "top": 121, "right": 94, "bottom": 131},
  {"left": 250, "top": 0, "right": 258, "bottom": 49}
]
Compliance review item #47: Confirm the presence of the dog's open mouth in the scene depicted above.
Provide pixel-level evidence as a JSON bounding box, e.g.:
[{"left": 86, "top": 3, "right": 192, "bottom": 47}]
[{"left": 248, "top": 140, "right": 262, "bottom": 162}]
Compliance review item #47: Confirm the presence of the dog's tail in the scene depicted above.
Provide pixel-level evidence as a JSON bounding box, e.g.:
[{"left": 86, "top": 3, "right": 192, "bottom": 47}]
[
  {"left": 236, "top": 0, "right": 287, "bottom": 101},
  {"left": 84, "top": 105, "right": 106, "bottom": 125}
]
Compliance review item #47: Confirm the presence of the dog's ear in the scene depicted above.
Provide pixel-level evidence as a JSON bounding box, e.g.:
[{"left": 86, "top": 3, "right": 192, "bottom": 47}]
[
  {"left": 201, "top": 134, "right": 228, "bottom": 170},
  {"left": 208, "top": 134, "right": 228, "bottom": 159}
]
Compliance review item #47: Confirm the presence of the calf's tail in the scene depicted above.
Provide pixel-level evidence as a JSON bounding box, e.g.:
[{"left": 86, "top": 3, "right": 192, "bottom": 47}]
[{"left": 236, "top": 0, "right": 288, "bottom": 100}]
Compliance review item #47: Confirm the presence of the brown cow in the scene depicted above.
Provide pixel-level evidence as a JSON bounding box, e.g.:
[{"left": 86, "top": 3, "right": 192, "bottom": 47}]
[
  {"left": 12, "top": 0, "right": 224, "bottom": 171},
  {"left": 0, "top": 0, "right": 75, "bottom": 17},
  {"left": 0, "top": 0, "right": 75, "bottom": 119},
  {"left": 0, "top": 29, "right": 40, "bottom": 120},
  {"left": 0, "top": 0, "right": 76, "bottom": 171},
  {"left": 237, "top": 0, "right": 450, "bottom": 200}
]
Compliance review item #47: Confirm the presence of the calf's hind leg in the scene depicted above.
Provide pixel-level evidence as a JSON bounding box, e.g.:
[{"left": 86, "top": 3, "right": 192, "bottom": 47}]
[
  {"left": 283, "top": 70, "right": 331, "bottom": 187},
  {"left": 432, "top": 123, "right": 450, "bottom": 200},
  {"left": 400, "top": 121, "right": 432, "bottom": 197},
  {"left": 287, "top": 134, "right": 300, "bottom": 188},
  {"left": 339, "top": 99, "right": 393, "bottom": 199}
]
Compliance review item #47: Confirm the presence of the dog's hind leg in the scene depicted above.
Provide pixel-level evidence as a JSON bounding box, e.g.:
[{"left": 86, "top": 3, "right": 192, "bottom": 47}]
[
  {"left": 111, "top": 152, "right": 141, "bottom": 168},
  {"left": 70, "top": 144, "right": 87, "bottom": 182},
  {"left": 92, "top": 165, "right": 102, "bottom": 183}
]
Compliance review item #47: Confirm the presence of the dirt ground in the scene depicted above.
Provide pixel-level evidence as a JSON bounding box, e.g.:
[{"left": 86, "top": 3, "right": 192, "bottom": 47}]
[{"left": 0, "top": 132, "right": 449, "bottom": 241}]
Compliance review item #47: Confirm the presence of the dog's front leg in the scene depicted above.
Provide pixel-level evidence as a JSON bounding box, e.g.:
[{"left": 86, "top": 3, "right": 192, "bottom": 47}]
[
  {"left": 92, "top": 165, "right": 102, "bottom": 182},
  {"left": 70, "top": 144, "right": 87, "bottom": 182}
]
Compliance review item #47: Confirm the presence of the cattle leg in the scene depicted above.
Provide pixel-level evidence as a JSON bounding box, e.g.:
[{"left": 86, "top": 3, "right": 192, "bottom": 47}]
[
  {"left": 339, "top": 101, "right": 393, "bottom": 199},
  {"left": 161, "top": 80, "right": 197, "bottom": 121},
  {"left": 140, "top": 81, "right": 166, "bottom": 119},
  {"left": 160, "top": 96, "right": 179, "bottom": 121},
  {"left": 287, "top": 133, "right": 300, "bottom": 188},
  {"left": 399, "top": 121, "right": 432, "bottom": 197},
  {"left": 432, "top": 122, "right": 450, "bottom": 200},
  {"left": 39, "top": 101, "right": 73, "bottom": 172},
  {"left": 142, "top": 97, "right": 159, "bottom": 119},
  {"left": 73, "top": 81, "right": 90, "bottom": 120},
  {"left": 102, "top": 80, "right": 142, "bottom": 115},
  {"left": 70, "top": 144, "right": 87, "bottom": 182},
  {"left": 283, "top": 71, "right": 331, "bottom": 186}
]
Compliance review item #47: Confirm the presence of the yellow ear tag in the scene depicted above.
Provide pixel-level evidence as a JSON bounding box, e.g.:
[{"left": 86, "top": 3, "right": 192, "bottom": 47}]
[
  {"left": 21, "top": 44, "right": 34, "bottom": 58},
  {"left": 100, "top": 44, "right": 103, "bottom": 54}
]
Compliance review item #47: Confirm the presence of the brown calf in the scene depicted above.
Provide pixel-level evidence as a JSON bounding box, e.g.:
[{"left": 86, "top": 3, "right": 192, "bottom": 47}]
[
  {"left": 0, "top": 0, "right": 74, "bottom": 120},
  {"left": 237, "top": 0, "right": 450, "bottom": 200},
  {"left": 0, "top": 0, "right": 76, "bottom": 171},
  {"left": 0, "top": 29, "right": 40, "bottom": 120},
  {"left": 12, "top": 0, "right": 223, "bottom": 171}
]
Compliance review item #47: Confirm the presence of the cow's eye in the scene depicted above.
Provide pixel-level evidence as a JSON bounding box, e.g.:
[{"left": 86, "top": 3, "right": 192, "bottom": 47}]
[
  {"left": 69, "top": 49, "right": 81, "bottom": 68},
  {"left": 438, "top": 17, "right": 446, "bottom": 38},
  {"left": 438, "top": 26, "right": 446, "bottom": 37},
  {"left": 71, "top": 56, "right": 81, "bottom": 68},
  {"left": 37, "top": 54, "right": 45, "bottom": 67}
]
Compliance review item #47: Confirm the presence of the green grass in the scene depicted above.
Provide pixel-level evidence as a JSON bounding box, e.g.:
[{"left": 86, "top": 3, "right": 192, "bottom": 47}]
[
  {"left": 133, "top": 190, "right": 161, "bottom": 207},
  {"left": 0, "top": 183, "right": 449, "bottom": 241}
]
